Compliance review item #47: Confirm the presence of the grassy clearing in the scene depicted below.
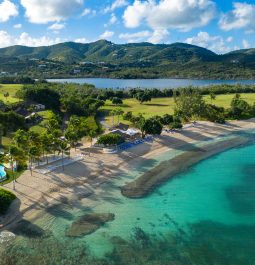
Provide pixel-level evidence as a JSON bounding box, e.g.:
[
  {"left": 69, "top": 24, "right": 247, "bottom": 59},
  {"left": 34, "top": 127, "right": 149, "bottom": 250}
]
[
  {"left": 29, "top": 110, "right": 55, "bottom": 133},
  {"left": 102, "top": 93, "right": 255, "bottom": 125},
  {"left": 0, "top": 84, "right": 23, "bottom": 104}
]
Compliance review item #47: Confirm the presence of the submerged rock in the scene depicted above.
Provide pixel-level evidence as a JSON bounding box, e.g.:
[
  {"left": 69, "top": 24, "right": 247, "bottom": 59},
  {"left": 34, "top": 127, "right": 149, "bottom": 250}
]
[{"left": 66, "top": 213, "right": 115, "bottom": 237}]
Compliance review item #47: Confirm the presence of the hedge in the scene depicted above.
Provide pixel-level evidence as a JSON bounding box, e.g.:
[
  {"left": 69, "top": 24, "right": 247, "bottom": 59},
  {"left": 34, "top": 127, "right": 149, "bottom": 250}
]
[{"left": 0, "top": 188, "right": 16, "bottom": 214}]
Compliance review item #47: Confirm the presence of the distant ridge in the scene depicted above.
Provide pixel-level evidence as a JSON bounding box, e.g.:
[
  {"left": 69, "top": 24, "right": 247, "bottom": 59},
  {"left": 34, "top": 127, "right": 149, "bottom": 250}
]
[{"left": 0, "top": 40, "right": 255, "bottom": 79}]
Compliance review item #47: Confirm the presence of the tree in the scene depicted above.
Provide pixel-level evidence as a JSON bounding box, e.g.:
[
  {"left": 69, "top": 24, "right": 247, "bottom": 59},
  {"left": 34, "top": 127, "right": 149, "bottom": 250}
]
[
  {"left": 160, "top": 114, "right": 173, "bottom": 126},
  {"left": 0, "top": 124, "right": 3, "bottom": 146},
  {"left": 65, "top": 126, "right": 80, "bottom": 150},
  {"left": 115, "top": 108, "right": 124, "bottom": 125},
  {"left": 40, "top": 133, "right": 54, "bottom": 164},
  {"left": 112, "top": 97, "right": 123, "bottom": 105},
  {"left": 13, "top": 130, "right": 29, "bottom": 151},
  {"left": 28, "top": 146, "right": 41, "bottom": 175},
  {"left": 209, "top": 91, "right": 216, "bottom": 103},
  {"left": 123, "top": 111, "right": 133, "bottom": 121},
  {"left": 139, "top": 117, "right": 163, "bottom": 138},
  {"left": 3, "top": 92, "right": 9, "bottom": 102},
  {"left": 174, "top": 88, "right": 206, "bottom": 121},
  {"left": 110, "top": 110, "right": 117, "bottom": 126},
  {"left": 57, "top": 140, "right": 70, "bottom": 171},
  {"left": 88, "top": 130, "right": 97, "bottom": 147},
  {"left": 135, "top": 91, "right": 152, "bottom": 104},
  {"left": 203, "top": 104, "right": 225, "bottom": 124},
  {"left": 170, "top": 116, "right": 183, "bottom": 129},
  {"left": 8, "top": 145, "right": 24, "bottom": 190},
  {"left": 0, "top": 153, "right": 6, "bottom": 165},
  {"left": 229, "top": 94, "right": 251, "bottom": 119}
]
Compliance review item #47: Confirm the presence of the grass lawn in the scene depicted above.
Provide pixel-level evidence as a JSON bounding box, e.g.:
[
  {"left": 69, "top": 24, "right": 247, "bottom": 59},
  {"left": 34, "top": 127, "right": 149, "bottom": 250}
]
[
  {"left": 102, "top": 93, "right": 255, "bottom": 125},
  {"left": 0, "top": 84, "right": 23, "bottom": 104},
  {"left": 29, "top": 110, "right": 55, "bottom": 133}
]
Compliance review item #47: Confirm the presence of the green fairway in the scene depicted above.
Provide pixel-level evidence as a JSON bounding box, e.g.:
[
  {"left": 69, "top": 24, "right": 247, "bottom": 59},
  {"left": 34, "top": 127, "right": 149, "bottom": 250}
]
[
  {"left": 0, "top": 84, "right": 23, "bottom": 104},
  {"left": 204, "top": 93, "right": 255, "bottom": 107},
  {"left": 102, "top": 93, "right": 255, "bottom": 125}
]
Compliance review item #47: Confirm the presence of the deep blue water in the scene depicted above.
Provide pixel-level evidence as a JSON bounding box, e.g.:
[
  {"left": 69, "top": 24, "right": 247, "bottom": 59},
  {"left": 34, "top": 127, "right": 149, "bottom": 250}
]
[{"left": 48, "top": 78, "right": 255, "bottom": 89}]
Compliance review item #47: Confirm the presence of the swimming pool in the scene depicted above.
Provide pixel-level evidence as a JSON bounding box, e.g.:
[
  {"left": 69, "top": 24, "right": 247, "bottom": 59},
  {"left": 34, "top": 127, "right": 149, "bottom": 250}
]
[{"left": 0, "top": 165, "right": 6, "bottom": 181}]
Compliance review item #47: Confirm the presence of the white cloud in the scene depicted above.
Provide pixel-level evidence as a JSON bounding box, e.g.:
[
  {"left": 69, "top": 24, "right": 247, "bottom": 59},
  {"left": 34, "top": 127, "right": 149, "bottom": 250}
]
[
  {"left": 104, "top": 0, "right": 128, "bottom": 13},
  {"left": 119, "top": 31, "right": 151, "bottom": 42},
  {"left": 148, "top": 29, "right": 169, "bottom": 43},
  {"left": 242, "top": 39, "right": 250, "bottom": 49},
  {"left": 185, "top": 31, "right": 236, "bottom": 54},
  {"left": 105, "top": 13, "right": 118, "bottom": 27},
  {"left": 226, "top": 36, "right": 233, "bottom": 43},
  {"left": 0, "top": 30, "right": 62, "bottom": 48},
  {"left": 119, "top": 29, "right": 168, "bottom": 43},
  {"left": 0, "top": 0, "right": 18, "bottom": 22},
  {"left": 100, "top": 30, "right": 114, "bottom": 39},
  {"left": 0, "top": 31, "right": 12, "bottom": 47},
  {"left": 123, "top": 0, "right": 216, "bottom": 32},
  {"left": 109, "top": 13, "right": 117, "bottom": 25},
  {"left": 82, "top": 8, "right": 91, "bottom": 16},
  {"left": 74, "top": 37, "right": 89, "bottom": 43},
  {"left": 219, "top": 2, "right": 255, "bottom": 31},
  {"left": 20, "top": 0, "right": 83, "bottom": 24},
  {"left": 14, "top": 23, "right": 22, "bottom": 29},
  {"left": 48, "top": 23, "right": 65, "bottom": 31}
]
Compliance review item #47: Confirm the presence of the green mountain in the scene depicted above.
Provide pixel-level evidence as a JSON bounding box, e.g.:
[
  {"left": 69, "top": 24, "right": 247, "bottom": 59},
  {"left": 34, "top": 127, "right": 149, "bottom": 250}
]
[{"left": 0, "top": 40, "right": 255, "bottom": 79}]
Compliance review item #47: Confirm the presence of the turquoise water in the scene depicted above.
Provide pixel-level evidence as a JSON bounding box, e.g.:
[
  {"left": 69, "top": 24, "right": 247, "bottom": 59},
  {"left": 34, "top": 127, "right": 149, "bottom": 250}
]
[
  {"left": 0, "top": 165, "right": 6, "bottom": 181},
  {"left": 2, "top": 136, "right": 255, "bottom": 264},
  {"left": 48, "top": 78, "right": 255, "bottom": 89}
]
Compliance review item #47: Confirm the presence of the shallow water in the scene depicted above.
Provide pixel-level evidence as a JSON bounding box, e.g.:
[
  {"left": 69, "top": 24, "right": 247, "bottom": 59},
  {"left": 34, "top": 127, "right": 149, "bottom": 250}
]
[{"left": 2, "top": 133, "right": 255, "bottom": 264}]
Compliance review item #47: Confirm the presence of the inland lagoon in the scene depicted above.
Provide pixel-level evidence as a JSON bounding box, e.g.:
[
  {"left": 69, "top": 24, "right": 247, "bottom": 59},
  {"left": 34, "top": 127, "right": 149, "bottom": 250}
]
[{"left": 1, "top": 130, "right": 255, "bottom": 264}]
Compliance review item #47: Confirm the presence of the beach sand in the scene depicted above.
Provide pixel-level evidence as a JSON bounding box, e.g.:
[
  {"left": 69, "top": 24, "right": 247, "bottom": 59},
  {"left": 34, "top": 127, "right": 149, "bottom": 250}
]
[{"left": 1, "top": 119, "right": 255, "bottom": 230}]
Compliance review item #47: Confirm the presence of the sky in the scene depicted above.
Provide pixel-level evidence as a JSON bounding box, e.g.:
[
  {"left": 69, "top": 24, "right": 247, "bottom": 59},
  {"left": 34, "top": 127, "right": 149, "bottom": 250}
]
[{"left": 0, "top": 0, "right": 255, "bottom": 54}]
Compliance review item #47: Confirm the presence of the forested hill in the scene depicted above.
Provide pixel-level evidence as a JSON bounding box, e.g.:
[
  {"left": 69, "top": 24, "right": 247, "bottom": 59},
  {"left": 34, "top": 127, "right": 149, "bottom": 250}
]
[{"left": 1, "top": 40, "right": 255, "bottom": 79}]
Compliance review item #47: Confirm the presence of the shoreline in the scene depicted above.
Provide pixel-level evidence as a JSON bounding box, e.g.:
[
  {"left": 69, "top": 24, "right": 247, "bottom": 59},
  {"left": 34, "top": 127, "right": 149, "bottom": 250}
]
[
  {"left": 121, "top": 136, "right": 249, "bottom": 198},
  {"left": 1, "top": 120, "right": 255, "bottom": 231}
]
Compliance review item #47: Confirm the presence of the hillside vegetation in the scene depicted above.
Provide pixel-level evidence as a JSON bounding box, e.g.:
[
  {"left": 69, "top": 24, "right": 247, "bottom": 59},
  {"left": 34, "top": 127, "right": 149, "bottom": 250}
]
[{"left": 1, "top": 40, "right": 255, "bottom": 79}]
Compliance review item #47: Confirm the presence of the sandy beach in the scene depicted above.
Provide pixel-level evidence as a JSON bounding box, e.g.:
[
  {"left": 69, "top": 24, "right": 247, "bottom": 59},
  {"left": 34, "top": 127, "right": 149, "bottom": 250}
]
[{"left": 1, "top": 119, "right": 255, "bottom": 230}]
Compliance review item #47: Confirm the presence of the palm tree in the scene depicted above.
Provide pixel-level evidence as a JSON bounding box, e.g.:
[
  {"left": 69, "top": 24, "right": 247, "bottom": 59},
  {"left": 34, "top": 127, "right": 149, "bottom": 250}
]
[
  {"left": 4, "top": 92, "right": 9, "bottom": 103},
  {"left": 110, "top": 110, "right": 117, "bottom": 126},
  {"left": 40, "top": 133, "right": 53, "bottom": 164},
  {"left": 209, "top": 91, "right": 216, "bottom": 104},
  {"left": 0, "top": 152, "right": 6, "bottom": 165},
  {"left": 88, "top": 130, "right": 97, "bottom": 157},
  {"left": 13, "top": 129, "right": 28, "bottom": 148},
  {"left": 0, "top": 124, "right": 3, "bottom": 147},
  {"left": 115, "top": 108, "right": 124, "bottom": 125},
  {"left": 57, "top": 140, "right": 70, "bottom": 171},
  {"left": 28, "top": 146, "right": 41, "bottom": 176},
  {"left": 8, "top": 145, "right": 24, "bottom": 190},
  {"left": 65, "top": 126, "right": 80, "bottom": 151}
]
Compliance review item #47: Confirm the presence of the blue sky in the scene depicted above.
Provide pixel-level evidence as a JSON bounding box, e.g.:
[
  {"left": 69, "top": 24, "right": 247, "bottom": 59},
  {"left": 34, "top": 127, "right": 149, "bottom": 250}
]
[{"left": 0, "top": 0, "right": 255, "bottom": 53}]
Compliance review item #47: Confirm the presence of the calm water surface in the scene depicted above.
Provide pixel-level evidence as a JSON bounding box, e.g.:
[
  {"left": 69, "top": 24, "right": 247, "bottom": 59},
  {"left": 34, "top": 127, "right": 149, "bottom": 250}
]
[
  {"left": 48, "top": 78, "right": 255, "bottom": 89},
  {"left": 1, "top": 133, "right": 255, "bottom": 264}
]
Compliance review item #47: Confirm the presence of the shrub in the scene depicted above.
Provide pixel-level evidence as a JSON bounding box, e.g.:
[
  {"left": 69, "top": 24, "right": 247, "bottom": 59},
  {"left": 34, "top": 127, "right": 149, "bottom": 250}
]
[
  {"left": 97, "top": 133, "right": 124, "bottom": 146},
  {"left": 112, "top": 97, "right": 123, "bottom": 105},
  {"left": 170, "top": 122, "right": 183, "bottom": 129},
  {"left": 123, "top": 111, "right": 133, "bottom": 121},
  {"left": 0, "top": 189, "right": 16, "bottom": 214}
]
